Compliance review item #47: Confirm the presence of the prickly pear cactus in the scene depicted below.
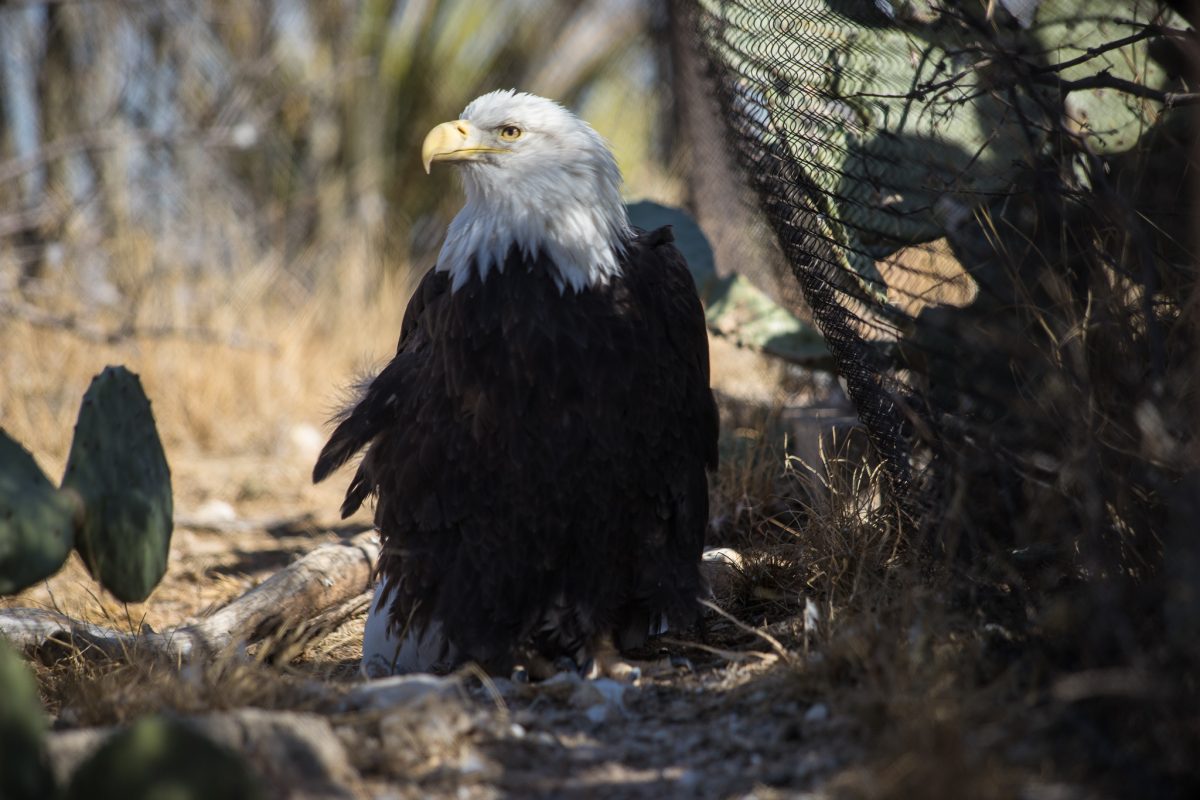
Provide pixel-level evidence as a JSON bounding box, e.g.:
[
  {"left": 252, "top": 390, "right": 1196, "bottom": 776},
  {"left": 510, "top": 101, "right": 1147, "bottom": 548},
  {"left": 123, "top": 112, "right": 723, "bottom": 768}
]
[
  {"left": 0, "top": 638, "right": 56, "bottom": 800},
  {"left": 63, "top": 716, "right": 262, "bottom": 800},
  {"left": 62, "top": 366, "right": 173, "bottom": 602},
  {"left": 627, "top": 201, "right": 831, "bottom": 365},
  {"left": 1, "top": 428, "right": 77, "bottom": 595}
]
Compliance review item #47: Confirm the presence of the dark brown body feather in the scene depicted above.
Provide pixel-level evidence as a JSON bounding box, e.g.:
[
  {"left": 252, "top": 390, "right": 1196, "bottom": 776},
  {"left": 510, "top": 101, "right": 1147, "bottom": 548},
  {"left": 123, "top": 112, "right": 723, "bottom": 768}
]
[{"left": 314, "top": 227, "right": 718, "bottom": 671}]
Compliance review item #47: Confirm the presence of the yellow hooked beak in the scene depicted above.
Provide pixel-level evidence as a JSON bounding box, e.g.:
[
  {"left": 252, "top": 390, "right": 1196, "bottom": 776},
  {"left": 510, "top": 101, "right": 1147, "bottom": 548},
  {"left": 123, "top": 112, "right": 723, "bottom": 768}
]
[{"left": 421, "top": 119, "right": 508, "bottom": 174}]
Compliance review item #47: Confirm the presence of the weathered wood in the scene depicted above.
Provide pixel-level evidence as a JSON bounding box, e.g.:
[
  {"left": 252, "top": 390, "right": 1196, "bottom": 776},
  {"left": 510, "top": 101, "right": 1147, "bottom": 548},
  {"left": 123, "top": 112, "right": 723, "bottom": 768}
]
[
  {"left": 188, "top": 532, "right": 378, "bottom": 654},
  {"left": 255, "top": 589, "right": 373, "bottom": 664},
  {"left": 0, "top": 532, "right": 380, "bottom": 662},
  {"left": 0, "top": 607, "right": 176, "bottom": 661}
]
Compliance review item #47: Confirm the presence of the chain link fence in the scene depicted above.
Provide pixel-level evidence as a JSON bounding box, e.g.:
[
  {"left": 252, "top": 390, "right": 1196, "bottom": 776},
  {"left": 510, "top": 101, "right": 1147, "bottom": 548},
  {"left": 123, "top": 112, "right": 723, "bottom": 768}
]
[{"left": 676, "top": 0, "right": 1196, "bottom": 591}]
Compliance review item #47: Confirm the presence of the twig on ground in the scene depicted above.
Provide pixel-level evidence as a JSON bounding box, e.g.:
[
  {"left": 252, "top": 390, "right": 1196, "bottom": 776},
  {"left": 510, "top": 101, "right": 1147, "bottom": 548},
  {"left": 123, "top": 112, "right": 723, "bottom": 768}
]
[
  {"left": 659, "top": 636, "right": 779, "bottom": 666},
  {"left": 699, "top": 598, "right": 793, "bottom": 665}
]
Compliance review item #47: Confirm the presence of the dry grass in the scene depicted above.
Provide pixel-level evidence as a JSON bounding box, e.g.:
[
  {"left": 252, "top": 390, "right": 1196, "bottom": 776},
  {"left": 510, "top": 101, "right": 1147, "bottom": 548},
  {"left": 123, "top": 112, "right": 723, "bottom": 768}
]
[
  {"left": 35, "top": 649, "right": 329, "bottom": 728},
  {"left": 2, "top": 231, "right": 418, "bottom": 510}
]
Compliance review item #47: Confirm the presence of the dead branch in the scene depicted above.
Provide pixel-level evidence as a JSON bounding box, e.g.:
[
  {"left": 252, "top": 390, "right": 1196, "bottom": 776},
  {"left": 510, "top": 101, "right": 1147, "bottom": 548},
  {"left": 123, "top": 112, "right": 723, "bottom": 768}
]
[
  {"left": 0, "top": 532, "right": 380, "bottom": 662},
  {"left": 178, "top": 531, "right": 380, "bottom": 655},
  {"left": 1034, "top": 70, "right": 1200, "bottom": 108},
  {"left": 254, "top": 590, "right": 373, "bottom": 664},
  {"left": 698, "top": 598, "right": 793, "bottom": 665},
  {"left": 1032, "top": 25, "right": 1193, "bottom": 77},
  {"left": 0, "top": 608, "right": 173, "bottom": 661}
]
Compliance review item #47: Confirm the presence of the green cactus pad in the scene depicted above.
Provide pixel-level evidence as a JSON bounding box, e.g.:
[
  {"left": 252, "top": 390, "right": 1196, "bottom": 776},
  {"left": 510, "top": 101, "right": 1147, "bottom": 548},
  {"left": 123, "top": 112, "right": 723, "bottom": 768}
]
[
  {"left": 64, "top": 716, "right": 262, "bottom": 800},
  {"left": 627, "top": 201, "right": 832, "bottom": 366},
  {"left": 0, "top": 428, "right": 77, "bottom": 596},
  {"left": 62, "top": 366, "right": 173, "bottom": 603},
  {"left": 0, "top": 638, "right": 56, "bottom": 800}
]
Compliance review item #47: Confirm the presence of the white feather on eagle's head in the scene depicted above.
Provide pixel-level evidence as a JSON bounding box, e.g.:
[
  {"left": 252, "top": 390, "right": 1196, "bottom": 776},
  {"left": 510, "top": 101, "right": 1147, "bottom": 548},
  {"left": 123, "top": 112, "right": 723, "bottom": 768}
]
[{"left": 422, "top": 89, "right": 632, "bottom": 293}]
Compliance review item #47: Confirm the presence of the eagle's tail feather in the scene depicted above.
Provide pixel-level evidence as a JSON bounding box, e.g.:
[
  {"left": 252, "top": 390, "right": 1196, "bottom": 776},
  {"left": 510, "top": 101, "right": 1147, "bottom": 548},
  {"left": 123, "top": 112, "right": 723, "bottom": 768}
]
[
  {"left": 313, "top": 422, "right": 358, "bottom": 484},
  {"left": 340, "top": 464, "right": 373, "bottom": 518},
  {"left": 312, "top": 356, "right": 409, "bottom": 486},
  {"left": 313, "top": 408, "right": 379, "bottom": 484}
]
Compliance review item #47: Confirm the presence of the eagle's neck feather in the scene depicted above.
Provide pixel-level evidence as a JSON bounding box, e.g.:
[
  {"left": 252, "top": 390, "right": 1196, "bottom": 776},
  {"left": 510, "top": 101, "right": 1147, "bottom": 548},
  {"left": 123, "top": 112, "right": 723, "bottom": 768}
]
[{"left": 436, "top": 166, "right": 631, "bottom": 294}]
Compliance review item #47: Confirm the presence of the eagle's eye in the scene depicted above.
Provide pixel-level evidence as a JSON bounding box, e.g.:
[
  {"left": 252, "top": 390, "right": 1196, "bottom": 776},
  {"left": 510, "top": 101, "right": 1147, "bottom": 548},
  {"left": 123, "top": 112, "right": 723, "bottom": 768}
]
[{"left": 498, "top": 125, "right": 523, "bottom": 141}]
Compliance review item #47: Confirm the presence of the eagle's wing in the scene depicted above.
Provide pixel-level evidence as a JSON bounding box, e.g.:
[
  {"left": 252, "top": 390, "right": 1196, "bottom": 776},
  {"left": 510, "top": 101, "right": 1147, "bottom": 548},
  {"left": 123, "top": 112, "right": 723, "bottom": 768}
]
[
  {"left": 633, "top": 226, "right": 719, "bottom": 471},
  {"left": 312, "top": 268, "right": 450, "bottom": 517},
  {"left": 609, "top": 226, "right": 719, "bottom": 648}
]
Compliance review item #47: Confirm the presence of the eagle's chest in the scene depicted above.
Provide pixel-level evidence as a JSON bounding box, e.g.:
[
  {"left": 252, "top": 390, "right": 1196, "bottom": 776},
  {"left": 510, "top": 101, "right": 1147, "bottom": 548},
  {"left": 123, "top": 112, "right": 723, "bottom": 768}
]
[{"left": 430, "top": 265, "right": 641, "bottom": 435}]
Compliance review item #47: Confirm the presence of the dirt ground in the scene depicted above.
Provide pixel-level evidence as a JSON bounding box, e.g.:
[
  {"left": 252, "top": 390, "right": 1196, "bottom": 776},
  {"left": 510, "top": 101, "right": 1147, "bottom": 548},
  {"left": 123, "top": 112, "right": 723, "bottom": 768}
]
[{"left": 4, "top": 443, "right": 867, "bottom": 800}]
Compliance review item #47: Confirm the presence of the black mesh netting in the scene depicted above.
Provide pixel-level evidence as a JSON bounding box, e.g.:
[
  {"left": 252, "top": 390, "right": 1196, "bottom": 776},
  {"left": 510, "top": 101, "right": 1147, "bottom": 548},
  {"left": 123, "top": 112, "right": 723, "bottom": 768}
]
[{"left": 673, "top": 0, "right": 1199, "bottom": 580}]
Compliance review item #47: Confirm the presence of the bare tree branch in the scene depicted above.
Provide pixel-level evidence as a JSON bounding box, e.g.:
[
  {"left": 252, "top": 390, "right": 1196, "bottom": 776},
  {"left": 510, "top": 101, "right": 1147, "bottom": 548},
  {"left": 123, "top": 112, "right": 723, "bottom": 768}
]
[
  {"left": 1033, "top": 25, "right": 1193, "bottom": 76},
  {"left": 1034, "top": 70, "right": 1200, "bottom": 108}
]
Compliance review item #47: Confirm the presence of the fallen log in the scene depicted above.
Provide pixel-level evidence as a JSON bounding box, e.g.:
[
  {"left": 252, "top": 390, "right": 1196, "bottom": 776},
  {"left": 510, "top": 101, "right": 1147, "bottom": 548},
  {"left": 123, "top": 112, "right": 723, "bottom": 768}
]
[
  {"left": 191, "top": 531, "right": 378, "bottom": 653},
  {"left": 255, "top": 590, "right": 373, "bottom": 664},
  {"left": 0, "top": 532, "right": 380, "bottom": 663}
]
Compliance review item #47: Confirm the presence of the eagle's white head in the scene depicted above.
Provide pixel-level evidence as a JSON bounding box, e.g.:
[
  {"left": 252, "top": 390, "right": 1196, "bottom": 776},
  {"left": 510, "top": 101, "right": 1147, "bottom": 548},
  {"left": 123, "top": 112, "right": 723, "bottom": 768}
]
[{"left": 422, "top": 90, "right": 632, "bottom": 293}]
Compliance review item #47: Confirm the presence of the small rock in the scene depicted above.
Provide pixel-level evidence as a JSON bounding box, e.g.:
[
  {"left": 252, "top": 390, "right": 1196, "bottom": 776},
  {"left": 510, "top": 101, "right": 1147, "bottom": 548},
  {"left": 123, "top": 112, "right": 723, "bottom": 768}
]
[
  {"left": 538, "top": 670, "right": 583, "bottom": 699},
  {"left": 339, "top": 673, "right": 456, "bottom": 712},
  {"left": 678, "top": 769, "right": 702, "bottom": 791},
  {"left": 288, "top": 423, "right": 325, "bottom": 462},
  {"left": 804, "top": 703, "right": 829, "bottom": 723},
  {"left": 377, "top": 695, "right": 493, "bottom": 781},
  {"left": 587, "top": 678, "right": 628, "bottom": 708},
  {"left": 701, "top": 547, "right": 745, "bottom": 599},
  {"left": 484, "top": 677, "right": 518, "bottom": 697},
  {"left": 192, "top": 499, "right": 237, "bottom": 526},
  {"left": 669, "top": 654, "right": 695, "bottom": 672},
  {"left": 46, "top": 727, "right": 109, "bottom": 787},
  {"left": 570, "top": 677, "right": 628, "bottom": 723},
  {"left": 458, "top": 750, "right": 490, "bottom": 775},
  {"left": 195, "top": 709, "right": 358, "bottom": 794},
  {"left": 703, "top": 547, "right": 744, "bottom": 568}
]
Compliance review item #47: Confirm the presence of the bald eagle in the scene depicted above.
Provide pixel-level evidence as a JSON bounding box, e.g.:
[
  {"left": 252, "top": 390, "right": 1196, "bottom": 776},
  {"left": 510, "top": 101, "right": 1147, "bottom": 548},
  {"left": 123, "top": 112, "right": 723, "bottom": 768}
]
[{"left": 313, "top": 90, "right": 718, "bottom": 678}]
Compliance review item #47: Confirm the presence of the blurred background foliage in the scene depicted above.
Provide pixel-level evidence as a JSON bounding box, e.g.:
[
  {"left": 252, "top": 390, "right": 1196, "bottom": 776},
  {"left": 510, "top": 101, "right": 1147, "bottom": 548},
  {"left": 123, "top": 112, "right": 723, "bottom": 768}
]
[{"left": 0, "top": 0, "right": 672, "bottom": 301}]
